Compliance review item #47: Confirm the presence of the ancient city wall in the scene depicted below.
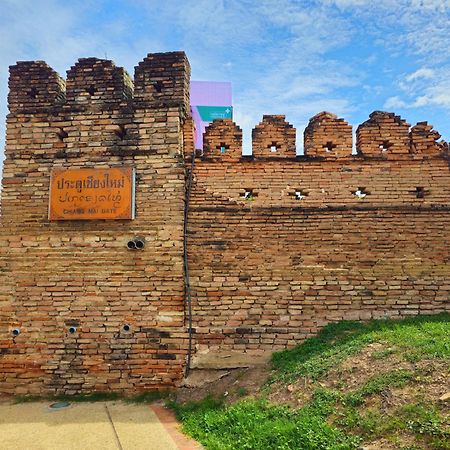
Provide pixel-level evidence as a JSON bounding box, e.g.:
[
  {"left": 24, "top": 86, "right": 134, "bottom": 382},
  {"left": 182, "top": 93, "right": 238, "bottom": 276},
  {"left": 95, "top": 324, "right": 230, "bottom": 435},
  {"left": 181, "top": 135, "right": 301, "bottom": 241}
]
[
  {"left": 0, "top": 52, "right": 190, "bottom": 395},
  {"left": 1, "top": 51, "right": 449, "bottom": 394},
  {"left": 188, "top": 113, "right": 450, "bottom": 367}
]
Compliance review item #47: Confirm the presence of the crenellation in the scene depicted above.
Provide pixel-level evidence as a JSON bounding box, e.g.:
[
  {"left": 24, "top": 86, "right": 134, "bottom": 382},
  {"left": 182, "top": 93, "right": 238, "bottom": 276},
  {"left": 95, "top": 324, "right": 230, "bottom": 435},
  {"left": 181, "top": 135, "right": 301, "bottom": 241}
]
[
  {"left": 65, "top": 58, "right": 133, "bottom": 110},
  {"left": 252, "top": 115, "right": 296, "bottom": 158},
  {"left": 8, "top": 54, "right": 191, "bottom": 118},
  {"left": 304, "top": 111, "right": 352, "bottom": 158},
  {"left": 8, "top": 61, "right": 66, "bottom": 114},
  {"left": 203, "top": 119, "right": 243, "bottom": 160},
  {"left": 410, "top": 121, "right": 447, "bottom": 155},
  {"left": 356, "top": 111, "right": 411, "bottom": 156},
  {"left": 134, "top": 51, "right": 190, "bottom": 116}
]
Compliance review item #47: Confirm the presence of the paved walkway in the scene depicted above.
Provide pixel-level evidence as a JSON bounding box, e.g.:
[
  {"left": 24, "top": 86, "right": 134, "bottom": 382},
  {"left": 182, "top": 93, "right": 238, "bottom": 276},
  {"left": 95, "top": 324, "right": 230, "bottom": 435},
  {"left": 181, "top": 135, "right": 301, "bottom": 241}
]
[{"left": 0, "top": 401, "right": 202, "bottom": 450}]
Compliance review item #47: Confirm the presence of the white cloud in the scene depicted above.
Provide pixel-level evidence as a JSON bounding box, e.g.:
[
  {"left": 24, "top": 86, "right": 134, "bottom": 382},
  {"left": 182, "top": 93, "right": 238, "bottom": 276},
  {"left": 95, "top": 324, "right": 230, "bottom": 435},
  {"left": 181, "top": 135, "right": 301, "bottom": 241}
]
[
  {"left": 412, "top": 96, "right": 431, "bottom": 107},
  {"left": 385, "top": 65, "right": 450, "bottom": 110},
  {"left": 322, "top": 0, "right": 450, "bottom": 11},
  {"left": 320, "top": 0, "right": 450, "bottom": 64},
  {"left": 410, "top": 0, "right": 450, "bottom": 11},
  {"left": 384, "top": 96, "right": 408, "bottom": 109},
  {"left": 405, "top": 68, "right": 435, "bottom": 82}
]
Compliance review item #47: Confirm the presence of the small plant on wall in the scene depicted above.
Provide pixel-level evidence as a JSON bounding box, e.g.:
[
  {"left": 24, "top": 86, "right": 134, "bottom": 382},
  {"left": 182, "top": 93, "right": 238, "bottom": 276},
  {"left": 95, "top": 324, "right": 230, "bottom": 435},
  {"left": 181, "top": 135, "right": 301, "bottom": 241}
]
[{"left": 241, "top": 189, "right": 255, "bottom": 201}]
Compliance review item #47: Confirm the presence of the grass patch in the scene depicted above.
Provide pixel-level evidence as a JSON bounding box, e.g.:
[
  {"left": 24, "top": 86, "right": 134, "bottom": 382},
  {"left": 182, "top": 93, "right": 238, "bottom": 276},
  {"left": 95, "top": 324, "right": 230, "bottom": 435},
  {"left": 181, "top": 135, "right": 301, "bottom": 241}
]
[
  {"left": 400, "top": 404, "right": 450, "bottom": 450},
  {"left": 271, "top": 313, "right": 450, "bottom": 381},
  {"left": 236, "top": 387, "right": 249, "bottom": 397},
  {"left": 343, "top": 369, "right": 415, "bottom": 406},
  {"left": 171, "top": 396, "right": 361, "bottom": 450},
  {"left": 336, "top": 403, "right": 450, "bottom": 450},
  {"left": 173, "top": 314, "right": 450, "bottom": 450},
  {"left": 371, "top": 347, "right": 397, "bottom": 359}
]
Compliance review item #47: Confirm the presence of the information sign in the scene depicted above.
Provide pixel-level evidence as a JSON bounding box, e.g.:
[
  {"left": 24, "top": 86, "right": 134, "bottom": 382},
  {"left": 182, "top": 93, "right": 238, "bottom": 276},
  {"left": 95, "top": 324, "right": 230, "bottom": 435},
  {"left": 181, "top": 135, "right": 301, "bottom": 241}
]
[{"left": 49, "top": 167, "right": 135, "bottom": 220}]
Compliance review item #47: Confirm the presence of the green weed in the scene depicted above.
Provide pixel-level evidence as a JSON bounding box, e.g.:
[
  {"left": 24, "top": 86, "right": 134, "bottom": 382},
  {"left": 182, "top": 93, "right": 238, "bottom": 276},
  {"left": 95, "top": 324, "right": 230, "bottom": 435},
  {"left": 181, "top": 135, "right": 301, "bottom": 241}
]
[
  {"left": 14, "top": 390, "right": 171, "bottom": 405},
  {"left": 126, "top": 390, "right": 171, "bottom": 404},
  {"left": 336, "top": 402, "right": 449, "bottom": 449},
  {"left": 236, "top": 387, "right": 249, "bottom": 397},
  {"left": 271, "top": 313, "right": 450, "bottom": 381},
  {"left": 343, "top": 369, "right": 415, "bottom": 406},
  {"left": 400, "top": 404, "right": 450, "bottom": 449},
  {"left": 172, "top": 398, "right": 361, "bottom": 450},
  {"left": 371, "top": 347, "right": 397, "bottom": 359}
]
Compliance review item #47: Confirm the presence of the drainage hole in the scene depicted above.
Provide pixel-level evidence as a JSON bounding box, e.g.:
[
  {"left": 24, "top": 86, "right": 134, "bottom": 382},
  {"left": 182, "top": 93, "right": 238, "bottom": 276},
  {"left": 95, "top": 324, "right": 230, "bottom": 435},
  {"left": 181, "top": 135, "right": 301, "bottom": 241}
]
[{"left": 49, "top": 401, "right": 71, "bottom": 410}]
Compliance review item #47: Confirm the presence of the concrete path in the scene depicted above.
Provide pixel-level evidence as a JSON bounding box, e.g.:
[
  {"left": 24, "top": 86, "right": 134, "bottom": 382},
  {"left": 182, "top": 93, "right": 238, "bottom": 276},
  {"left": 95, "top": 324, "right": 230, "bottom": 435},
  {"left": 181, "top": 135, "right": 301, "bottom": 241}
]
[{"left": 0, "top": 401, "right": 202, "bottom": 450}]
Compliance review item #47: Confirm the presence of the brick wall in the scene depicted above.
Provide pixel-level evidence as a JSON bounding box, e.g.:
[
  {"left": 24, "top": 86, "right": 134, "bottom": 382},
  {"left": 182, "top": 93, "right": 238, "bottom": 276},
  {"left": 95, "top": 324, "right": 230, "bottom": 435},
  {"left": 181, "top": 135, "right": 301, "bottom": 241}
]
[
  {"left": 1, "top": 50, "right": 449, "bottom": 393},
  {"left": 188, "top": 113, "right": 450, "bottom": 365},
  {"left": 0, "top": 52, "right": 190, "bottom": 395}
]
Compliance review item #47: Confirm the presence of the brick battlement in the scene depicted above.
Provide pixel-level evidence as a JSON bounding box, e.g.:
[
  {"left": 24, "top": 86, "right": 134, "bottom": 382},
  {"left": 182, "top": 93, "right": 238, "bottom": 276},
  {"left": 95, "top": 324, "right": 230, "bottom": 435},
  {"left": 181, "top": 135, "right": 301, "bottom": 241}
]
[
  {"left": 8, "top": 52, "right": 190, "bottom": 115},
  {"left": 202, "top": 112, "right": 447, "bottom": 160},
  {"left": 1, "top": 52, "right": 449, "bottom": 395}
]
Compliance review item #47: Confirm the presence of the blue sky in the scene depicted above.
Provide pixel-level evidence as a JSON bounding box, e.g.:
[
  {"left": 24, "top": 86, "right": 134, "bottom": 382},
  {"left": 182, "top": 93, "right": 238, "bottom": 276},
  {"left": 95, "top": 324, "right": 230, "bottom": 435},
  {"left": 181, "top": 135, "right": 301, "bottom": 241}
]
[{"left": 1, "top": 0, "right": 450, "bottom": 160}]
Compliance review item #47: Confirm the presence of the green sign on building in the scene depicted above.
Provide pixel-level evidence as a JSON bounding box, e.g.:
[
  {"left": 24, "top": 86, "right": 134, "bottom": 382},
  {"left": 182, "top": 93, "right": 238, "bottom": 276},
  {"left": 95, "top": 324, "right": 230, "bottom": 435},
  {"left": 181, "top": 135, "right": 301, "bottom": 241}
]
[{"left": 197, "top": 105, "right": 233, "bottom": 121}]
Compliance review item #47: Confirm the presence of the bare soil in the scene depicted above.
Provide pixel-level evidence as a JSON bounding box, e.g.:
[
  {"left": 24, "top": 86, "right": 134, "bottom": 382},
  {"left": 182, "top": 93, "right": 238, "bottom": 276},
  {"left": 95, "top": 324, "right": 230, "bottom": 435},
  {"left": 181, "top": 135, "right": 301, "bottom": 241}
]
[
  {"left": 268, "top": 342, "right": 449, "bottom": 412},
  {"left": 176, "top": 365, "right": 271, "bottom": 404}
]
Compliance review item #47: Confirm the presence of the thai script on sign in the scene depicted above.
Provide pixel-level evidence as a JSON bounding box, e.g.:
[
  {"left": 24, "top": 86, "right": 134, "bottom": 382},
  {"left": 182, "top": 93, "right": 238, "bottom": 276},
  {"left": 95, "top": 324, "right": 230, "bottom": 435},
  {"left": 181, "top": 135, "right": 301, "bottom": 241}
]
[
  {"left": 56, "top": 173, "right": 126, "bottom": 193},
  {"left": 49, "top": 167, "right": 135, "bottom": 220}
]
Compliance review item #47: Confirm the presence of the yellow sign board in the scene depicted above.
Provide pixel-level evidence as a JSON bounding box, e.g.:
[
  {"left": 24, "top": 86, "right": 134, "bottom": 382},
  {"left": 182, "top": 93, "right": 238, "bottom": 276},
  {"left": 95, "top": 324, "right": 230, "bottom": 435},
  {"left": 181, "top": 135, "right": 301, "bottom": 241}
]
[{"left": 49, "top": 167, "right": 135, "bottom": 220}]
